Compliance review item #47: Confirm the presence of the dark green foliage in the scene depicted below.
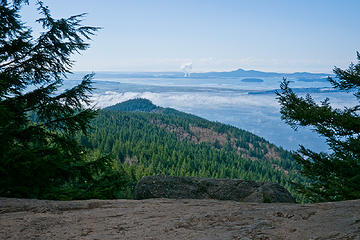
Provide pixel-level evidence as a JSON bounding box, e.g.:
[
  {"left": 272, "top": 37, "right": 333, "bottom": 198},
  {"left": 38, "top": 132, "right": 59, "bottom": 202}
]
[
  {"left": 276, "top": 52, "right": 360, "bottom": 202},
  {"left": 79, "top": 99, "right": 305, "bottom": 201},
  {"left": 0, "top": 1, "right": 126, "bottom": 199},
  {"left": 263, "top": 194, "right": 272, "bottom": 203}
]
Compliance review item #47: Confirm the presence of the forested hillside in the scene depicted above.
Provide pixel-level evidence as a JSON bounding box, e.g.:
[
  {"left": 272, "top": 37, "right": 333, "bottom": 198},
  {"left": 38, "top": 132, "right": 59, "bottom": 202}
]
[{"left": 79, "top": 98, "right": 305, "bottom": 200}]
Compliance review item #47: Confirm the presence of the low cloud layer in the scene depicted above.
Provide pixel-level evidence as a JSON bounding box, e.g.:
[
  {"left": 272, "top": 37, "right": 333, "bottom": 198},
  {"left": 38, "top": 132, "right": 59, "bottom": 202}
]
[{"left": 91, "top": 91, "right": 280, "bottom": 110}]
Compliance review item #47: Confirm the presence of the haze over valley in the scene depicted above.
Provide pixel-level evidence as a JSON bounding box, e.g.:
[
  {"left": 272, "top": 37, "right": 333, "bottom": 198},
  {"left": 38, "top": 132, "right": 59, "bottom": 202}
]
[{"left": 64, "top": 68, "right": 354, "bottom": 151}]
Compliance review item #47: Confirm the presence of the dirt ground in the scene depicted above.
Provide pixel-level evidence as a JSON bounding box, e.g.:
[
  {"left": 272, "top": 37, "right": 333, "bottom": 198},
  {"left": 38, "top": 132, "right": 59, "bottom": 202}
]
[{"left": 0, "top": 197, "right": 359, "bottom": 240}]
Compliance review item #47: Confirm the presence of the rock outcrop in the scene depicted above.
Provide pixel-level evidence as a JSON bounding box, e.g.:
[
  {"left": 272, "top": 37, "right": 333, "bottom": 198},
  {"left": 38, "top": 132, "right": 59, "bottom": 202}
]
[
  {"left": 1, "top": 197, "right": 360, "bottom": 240},
  {"left": 134, "top": 176, "right": 296, "bottom": 203}
]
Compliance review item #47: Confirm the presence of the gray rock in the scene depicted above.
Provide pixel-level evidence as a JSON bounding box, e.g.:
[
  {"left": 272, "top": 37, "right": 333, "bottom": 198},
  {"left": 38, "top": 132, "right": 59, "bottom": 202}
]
[{"left": 134, "top": 176, "right": 296, "bottom": 203}]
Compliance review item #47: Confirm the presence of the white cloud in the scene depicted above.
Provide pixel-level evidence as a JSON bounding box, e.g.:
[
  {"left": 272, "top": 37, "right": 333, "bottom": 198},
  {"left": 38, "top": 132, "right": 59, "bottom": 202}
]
[{"left": 180, "top": 62, "right": 192, "bottom": 77}]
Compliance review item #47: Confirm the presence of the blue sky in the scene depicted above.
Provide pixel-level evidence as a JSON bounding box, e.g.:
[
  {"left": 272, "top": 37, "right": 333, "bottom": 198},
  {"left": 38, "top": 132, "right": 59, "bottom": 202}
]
[{"left": 21, "top": 0, "right": 360, "bottom": 73}]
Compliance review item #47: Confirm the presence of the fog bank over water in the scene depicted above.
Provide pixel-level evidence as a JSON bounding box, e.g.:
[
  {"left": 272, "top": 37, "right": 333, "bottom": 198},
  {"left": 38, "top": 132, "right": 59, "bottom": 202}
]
[{"left": 63, "top": 72, "right": 357, "bottom": 152}]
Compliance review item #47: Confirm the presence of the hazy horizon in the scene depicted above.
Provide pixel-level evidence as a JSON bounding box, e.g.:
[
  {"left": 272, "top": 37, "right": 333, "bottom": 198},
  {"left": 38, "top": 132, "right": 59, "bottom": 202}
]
[
  {"left": 71, "top": 67, "right": 332, "bottom": 74},
  {"left": 62, "top": 70, "right": 351, "bottom": 152}
]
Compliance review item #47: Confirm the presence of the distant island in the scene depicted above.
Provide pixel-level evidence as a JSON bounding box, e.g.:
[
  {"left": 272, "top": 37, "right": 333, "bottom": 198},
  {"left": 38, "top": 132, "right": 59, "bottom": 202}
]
[{"left": 241, "top": 78, "right": 264, "bottom": 83}]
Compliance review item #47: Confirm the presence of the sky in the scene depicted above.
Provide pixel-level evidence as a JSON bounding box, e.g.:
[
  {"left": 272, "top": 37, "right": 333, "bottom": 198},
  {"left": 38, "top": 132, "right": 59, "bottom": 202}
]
[{"left": 20, "top": 0, "right": 360, "bottom": 73}]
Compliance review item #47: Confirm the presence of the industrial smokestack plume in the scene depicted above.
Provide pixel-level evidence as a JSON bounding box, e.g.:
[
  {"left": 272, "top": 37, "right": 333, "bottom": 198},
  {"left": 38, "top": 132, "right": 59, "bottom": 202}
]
[{"left": 181, "top": 62, "right": 192, "bottom": 77}]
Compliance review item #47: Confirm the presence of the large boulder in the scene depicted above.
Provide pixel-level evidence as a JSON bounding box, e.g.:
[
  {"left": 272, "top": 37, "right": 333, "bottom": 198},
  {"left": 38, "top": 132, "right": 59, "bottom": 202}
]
[{"left": 134, "top": 176, "right": 296, "bottom": 203}]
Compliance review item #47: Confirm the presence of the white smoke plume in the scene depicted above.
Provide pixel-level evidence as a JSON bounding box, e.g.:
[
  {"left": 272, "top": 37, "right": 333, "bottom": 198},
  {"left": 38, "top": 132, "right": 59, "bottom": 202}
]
[{"left": 181, "top": 62, "right": 192, "bottom": 77}]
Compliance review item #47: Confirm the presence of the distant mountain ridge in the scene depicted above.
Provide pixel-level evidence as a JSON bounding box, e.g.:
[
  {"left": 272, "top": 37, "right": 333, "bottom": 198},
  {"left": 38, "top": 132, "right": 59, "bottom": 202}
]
[
  {"left": 190, "top": 68, "right": 329, "bottom": 78},
  {"left": 72, "top": 68, "right": 329, "bottom": 79}
]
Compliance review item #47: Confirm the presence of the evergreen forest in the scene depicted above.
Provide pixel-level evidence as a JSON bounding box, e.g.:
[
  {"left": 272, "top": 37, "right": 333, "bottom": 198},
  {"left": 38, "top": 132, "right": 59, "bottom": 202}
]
[{"left": 78, "top": 98, "right": 305, "bottom": 201}]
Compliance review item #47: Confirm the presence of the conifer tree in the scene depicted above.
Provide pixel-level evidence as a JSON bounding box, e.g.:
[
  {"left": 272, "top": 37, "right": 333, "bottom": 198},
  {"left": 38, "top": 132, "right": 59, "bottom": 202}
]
[
  {"left": 0, "top": 0, "right": 127, "bottom": 199},
  {"left": 276, "top": 52, "right": 360, "bottom": 202}
]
